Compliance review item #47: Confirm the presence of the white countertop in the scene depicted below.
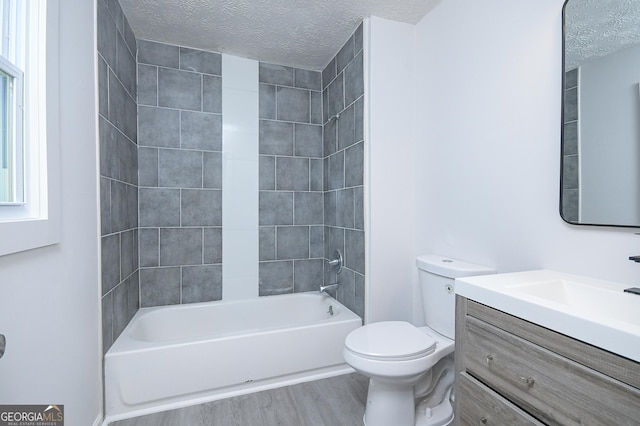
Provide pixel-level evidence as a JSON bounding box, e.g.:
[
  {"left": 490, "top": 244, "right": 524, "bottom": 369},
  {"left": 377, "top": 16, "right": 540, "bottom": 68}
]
[{"left": 455, "top": 270, "right": 640, "bottom": 363}]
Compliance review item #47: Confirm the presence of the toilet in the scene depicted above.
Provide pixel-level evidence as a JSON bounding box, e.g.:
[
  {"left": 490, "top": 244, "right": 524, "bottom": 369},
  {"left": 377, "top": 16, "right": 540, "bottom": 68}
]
[{"left": 343, "top": 254, "right": 495, "bottom": 426}]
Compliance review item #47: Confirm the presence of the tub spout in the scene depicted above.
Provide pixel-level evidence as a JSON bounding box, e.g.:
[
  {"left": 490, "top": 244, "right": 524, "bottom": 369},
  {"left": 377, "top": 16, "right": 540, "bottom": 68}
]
[{"left": 320, "top": 283, "right": 339, "bottom": 293}]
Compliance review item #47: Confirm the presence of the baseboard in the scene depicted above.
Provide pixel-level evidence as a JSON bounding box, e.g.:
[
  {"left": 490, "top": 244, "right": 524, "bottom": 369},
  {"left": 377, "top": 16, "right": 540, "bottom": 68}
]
[{"left": 92, "top": 412, "right": 103, "bottom": 426}]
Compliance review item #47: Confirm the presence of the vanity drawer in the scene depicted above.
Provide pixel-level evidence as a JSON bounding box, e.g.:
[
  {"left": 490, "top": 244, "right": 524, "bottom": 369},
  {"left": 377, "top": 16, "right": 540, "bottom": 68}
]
[
  {"left": 466, "top": 300, "right": 640, "bottom": 391},
  {"left": 458, "top": 372, "right": 544, "bottom": 426},
  {"left": 464, "top": 317, "right": 640, "bottom": 425}
]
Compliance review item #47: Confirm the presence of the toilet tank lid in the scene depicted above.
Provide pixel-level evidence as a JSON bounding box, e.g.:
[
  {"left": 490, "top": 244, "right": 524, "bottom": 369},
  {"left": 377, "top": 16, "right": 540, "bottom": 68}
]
[{"left": 416, "top": 254, "right": 495, "bottom": 278}]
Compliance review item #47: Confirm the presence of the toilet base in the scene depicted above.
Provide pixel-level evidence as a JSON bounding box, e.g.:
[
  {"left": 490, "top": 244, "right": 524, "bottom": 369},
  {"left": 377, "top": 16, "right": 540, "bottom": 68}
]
[
  {"left": 363, "top": 381, "right": 454, "bottom": 426},
  {"left": 415, "top": 388, "right": 454, "bottom": 426},
  {"left": 363, "top": 379, "right": 416, "bottom": 426}
]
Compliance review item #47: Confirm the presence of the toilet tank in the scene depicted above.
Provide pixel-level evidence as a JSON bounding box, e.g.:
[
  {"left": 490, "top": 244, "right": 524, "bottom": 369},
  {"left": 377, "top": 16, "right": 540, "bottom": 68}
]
[{"left": 416, "top": 255, "right": 495, "bottom": 339}]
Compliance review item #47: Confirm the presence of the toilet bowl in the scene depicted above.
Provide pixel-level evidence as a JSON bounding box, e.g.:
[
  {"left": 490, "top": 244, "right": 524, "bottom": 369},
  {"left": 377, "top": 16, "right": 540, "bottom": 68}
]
[
  {"left": 343, "top": 255, "right": 494, "bottom": 426},
  {"left": 344, "top": 322, "right": 455, "bottom": 426}
]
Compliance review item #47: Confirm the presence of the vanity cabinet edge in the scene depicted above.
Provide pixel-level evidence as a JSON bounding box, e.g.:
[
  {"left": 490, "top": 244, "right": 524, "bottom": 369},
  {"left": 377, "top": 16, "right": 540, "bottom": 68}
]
[{"left": 453, "top": 295, "right": 468, "bottom": 425}]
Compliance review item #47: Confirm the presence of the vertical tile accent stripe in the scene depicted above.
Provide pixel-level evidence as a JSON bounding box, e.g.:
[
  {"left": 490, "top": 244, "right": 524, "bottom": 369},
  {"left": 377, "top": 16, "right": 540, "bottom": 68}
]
[
  {"left": 562, "top": 68, "right": 579, "bottom": 223},
  {"left": 222, "top": 54, "right": 260, "bottom": 299}
]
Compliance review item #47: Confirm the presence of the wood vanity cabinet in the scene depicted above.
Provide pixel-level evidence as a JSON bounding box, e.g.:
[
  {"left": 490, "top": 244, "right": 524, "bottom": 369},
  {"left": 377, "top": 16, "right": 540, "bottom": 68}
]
[{"left": 454, "top": 296, "right": 640, "bottom": 426}]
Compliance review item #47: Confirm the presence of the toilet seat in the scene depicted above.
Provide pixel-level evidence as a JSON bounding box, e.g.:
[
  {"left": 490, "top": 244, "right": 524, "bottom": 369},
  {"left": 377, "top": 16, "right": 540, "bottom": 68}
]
[{"left": 345, "top": 321, "right": 436, "bottom": 362}]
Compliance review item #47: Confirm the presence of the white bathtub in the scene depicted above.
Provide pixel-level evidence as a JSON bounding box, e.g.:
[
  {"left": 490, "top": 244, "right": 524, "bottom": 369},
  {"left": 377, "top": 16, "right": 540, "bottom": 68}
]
[{"left": 104, "top": 292, "right": 362, "bottom": 422}]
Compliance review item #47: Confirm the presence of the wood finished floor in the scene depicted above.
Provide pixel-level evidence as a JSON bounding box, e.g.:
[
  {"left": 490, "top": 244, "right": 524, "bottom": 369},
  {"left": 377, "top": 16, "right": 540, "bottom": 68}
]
[{"left": 110, "top": 373, "right": 369, "bottom": 426}]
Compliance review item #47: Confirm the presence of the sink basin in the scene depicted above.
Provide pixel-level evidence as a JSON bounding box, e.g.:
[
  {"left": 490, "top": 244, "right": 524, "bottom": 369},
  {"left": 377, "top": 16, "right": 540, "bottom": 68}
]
[
  {"left": 455, "top": 270, "right": 640, "bottom": 363},
  {"left": 504, "top": 279, "right": 640, "bottom": 324}
]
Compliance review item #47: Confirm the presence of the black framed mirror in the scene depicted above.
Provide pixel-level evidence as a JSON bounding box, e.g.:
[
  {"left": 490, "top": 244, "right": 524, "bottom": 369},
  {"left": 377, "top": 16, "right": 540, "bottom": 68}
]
[{"left": 561, "top": 0, "right": 640, "bottom": 227}]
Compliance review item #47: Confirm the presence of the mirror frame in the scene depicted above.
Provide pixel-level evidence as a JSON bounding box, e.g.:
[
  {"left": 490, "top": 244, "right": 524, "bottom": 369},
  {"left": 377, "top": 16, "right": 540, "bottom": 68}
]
[{"left": 559, "top": 0, "right": 640, "bottom": 229}]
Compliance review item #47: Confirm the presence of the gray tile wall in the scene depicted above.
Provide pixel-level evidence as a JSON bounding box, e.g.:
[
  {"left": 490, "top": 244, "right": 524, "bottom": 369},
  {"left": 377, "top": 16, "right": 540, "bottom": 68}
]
[
  {"left": 98, "top": 0, "right": 139, "bottom": 353},
  {"left": 137, "top": 40, "right": 223, "bottom": 307},
  {"left": 322, "top": 24, "right": 365, "bottom": 319},
  {"left": 258, "top": 62, "right": 325, "bottom": 296},
  {"left": 563, "top": 68, "right": 579, "bottom": 222},
  {"left": 100, "top": 12, "right": 365, "bottom": 331}
]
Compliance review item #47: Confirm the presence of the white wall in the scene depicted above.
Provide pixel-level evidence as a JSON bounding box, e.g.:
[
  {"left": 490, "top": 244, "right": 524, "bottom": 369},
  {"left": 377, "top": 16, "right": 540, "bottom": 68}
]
[
  {"left": 365, "top": 17, "right": 418, "bottom": 323},
  {"left": 580, "top": 44, "right": 640, "bottom": 225},
  {"left": 0, "top": 0, "right": 102, "bottom": 424},
  {"left": 412, "top": 0, "right": 640, "bottom": 295}
]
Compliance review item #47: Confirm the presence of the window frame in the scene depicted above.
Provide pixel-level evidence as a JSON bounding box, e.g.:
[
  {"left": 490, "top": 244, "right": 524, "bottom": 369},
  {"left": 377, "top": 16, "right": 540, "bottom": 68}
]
[{"left": 0, "top": 0, "right": 60, "bottom": 257}]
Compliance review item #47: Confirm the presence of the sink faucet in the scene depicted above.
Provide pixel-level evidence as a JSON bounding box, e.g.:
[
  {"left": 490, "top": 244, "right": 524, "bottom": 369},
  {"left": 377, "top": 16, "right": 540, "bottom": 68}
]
[{"left": 320, "top": 282, "right": 339, "bottom": 293}]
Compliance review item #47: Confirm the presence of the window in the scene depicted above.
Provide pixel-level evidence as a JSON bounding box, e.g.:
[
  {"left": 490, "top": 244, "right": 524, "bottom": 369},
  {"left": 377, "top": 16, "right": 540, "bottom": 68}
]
[
  {"left": 0, "top": 0, "right": 25, "bottom": 205},
  {"left": 0, "top": 0, "right": 60, "bottom": 256}
]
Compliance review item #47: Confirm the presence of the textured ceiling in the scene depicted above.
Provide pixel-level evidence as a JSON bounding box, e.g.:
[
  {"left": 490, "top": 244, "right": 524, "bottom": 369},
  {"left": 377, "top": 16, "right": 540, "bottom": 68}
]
[
  {"left": 565, "top": 0, "right": 640, "bottom": 69},
  {"left": 118, "top": 0, "right": 442, "bottom": 71}
]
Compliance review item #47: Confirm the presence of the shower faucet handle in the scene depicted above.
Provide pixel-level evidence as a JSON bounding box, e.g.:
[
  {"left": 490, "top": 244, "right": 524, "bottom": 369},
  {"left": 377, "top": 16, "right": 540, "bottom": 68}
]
[{"left": 327, "top": 250, "right": 343, "bottom": 274}]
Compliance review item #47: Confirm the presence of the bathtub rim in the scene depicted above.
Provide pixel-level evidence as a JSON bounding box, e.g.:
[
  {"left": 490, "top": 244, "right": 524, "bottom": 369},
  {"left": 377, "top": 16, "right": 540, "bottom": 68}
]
[{"left": 106, "top": 292, "right": 361, "bottom": 354}]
